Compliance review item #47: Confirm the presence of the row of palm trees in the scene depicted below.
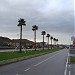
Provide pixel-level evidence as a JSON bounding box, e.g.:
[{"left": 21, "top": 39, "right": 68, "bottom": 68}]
[
  {"left": 17, "top": 18, "right": 58, "bottom": 52},
  {"left": 41, "top": 31, "right": 58, "bottom": 50},
  {"left": 31, "top": 25, "right": 59, "bottom": 51}
]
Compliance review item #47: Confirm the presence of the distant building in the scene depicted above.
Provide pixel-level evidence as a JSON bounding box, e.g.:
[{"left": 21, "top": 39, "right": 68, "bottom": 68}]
[
  {"left": 39, "top": 42, "right": 47, "bottom": 48},
  {"left": 11, "top": 39, "right": 34, "bottom": 49},
  {"left": 0, "top": 36, "right": 34, "bottom": 49}
]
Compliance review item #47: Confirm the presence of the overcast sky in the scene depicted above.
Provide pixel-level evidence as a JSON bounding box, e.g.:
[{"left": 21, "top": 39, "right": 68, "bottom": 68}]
[{"left": 0, "top": 0, "right": 74, "bottom": 45}]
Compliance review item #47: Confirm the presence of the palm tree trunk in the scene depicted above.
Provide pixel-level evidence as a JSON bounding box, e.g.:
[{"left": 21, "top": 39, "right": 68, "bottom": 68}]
[
  {"left": 51, "top": 39, "right": 52, "bottom": 49},
  {"left": 43, "top": 35, "right": 44, "bottom": 50},
  {"left": 20, "top": 25, "right": 22, "bottom": 52},
  {"left": 34, "top": 30, "right": 36, "bottom": 51},
  {"left": 48, "top": 37, "right": 49, "bottom": 50}
]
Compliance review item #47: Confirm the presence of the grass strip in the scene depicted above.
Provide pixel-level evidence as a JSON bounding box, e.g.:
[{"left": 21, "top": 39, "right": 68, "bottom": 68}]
[
  {"left": 69, "top": 56, "right": 75, "bottom": 62},
  {"left": 0, "top": 48, "right": 61, "bottom": 61}
]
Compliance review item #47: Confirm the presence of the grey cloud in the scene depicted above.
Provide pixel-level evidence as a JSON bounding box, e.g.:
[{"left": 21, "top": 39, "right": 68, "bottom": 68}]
[{"left": 0, "top": 0, "right": 74, "bottom": 39}]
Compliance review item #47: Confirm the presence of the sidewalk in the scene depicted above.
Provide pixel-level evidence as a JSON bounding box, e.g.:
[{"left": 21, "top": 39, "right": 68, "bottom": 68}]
[
  {"left": 69, "top": 49, "right": 75, "bottom": 56},
  {"left": 68, "top": 49, "right": 75, "bottom": 75}
]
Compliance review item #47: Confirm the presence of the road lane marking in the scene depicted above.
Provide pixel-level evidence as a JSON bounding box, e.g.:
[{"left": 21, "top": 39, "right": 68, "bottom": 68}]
[
  {"left": 69, "top": 65, "right": 71, "bottom": 68},
  {"left": 24, "top": 68, "right": 31, "bottom": 72},
  {"left": 69, "top": 71, "right": 71, "bottom": 75},
  {"left": 64, "top": 52, "right": 69, "bottom": 75},
  {"left": 64, "top": 57, "right": 68, "bottom": 75},
  {"left": 34, "top": 60, "right": 44, "bottom": 66},
  {"left": 16, "top": 74, "right": 19, "bottom": 75},
  {"left": 34, "top": 52, "right": 62, "bottom": 67},
  {"left": 69, "top": 64, "right": 71, "bottom": 75}
]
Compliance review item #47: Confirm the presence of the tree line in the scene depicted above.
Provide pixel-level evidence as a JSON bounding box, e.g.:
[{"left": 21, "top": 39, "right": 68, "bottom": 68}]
[{"left": 18, "top": 18, "right": 58, "bottom": 52}]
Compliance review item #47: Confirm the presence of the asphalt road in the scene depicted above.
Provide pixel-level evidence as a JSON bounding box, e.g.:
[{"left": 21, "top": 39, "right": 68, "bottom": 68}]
[{"left": 0, "top": 49, "right": 74, "bottom": 75}]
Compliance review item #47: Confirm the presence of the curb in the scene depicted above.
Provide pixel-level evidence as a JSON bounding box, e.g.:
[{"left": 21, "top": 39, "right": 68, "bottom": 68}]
[{"left": 0, "top": 52, "right": 52, "bottom": 66}]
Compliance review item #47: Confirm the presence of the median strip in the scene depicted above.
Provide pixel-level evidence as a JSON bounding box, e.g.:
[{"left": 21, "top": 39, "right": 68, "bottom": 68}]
[
  {"left": 69, "top": 56, "right": 75, "bottom": 63},
  {"left": 0, "top": 48, "right": 62, "bottom": 66}
]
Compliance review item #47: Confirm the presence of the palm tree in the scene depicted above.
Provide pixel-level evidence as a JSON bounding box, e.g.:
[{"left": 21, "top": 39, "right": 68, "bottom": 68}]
[
  {"left": 46, "top": 34, "right": 50, "bottom": 50},
  {"left": 50, "top": 36, "right": 53, "bottom": 49},
  {"left": 32, "top": 25, "right": 38, "bottom": 51},
  {"left": 41, "top": 31, "right": 46, "bottom": 50},
  {"left": 56, "top": 39, "right": 59, "bottom": 48},
  {"left": 53, "top": 38, "right": 56, "bottom": 45},
  {"left": 53, "top": 38, "right": 59, "bottom": 48},
  {"left": 18, "top": 18, "right": 26, "bottom": 52},
  {"left": 56, "top": 39, "right": 58, "bottom": 44}
]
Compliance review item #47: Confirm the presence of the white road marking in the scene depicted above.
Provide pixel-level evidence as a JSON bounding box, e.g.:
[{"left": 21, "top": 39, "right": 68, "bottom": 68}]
[
  {"left": 16, "top": 74, "right": 19, "bottom": 75},
  {"left": 64, "top": 52, "right": 69, "bottom": 75},
  {"left": 69, "top": 64, "right": 71, "bottom": 75},
  {"left": 69, "top": 71, "right": 71, "bottom": 75},
  {"left": 34, "top": 52, "right": 62, "bottom": 67},
  {"left": 24, "top": 68, "right": 31, "bottom": 72},
  {"left": 69, "top": 65, "right": 71, "bottom": 68},
  {"left": 34, "top": 60, "right": 44, "bottom": 67}
]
